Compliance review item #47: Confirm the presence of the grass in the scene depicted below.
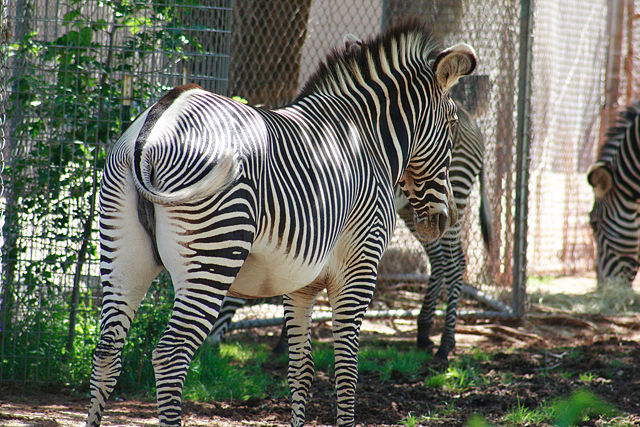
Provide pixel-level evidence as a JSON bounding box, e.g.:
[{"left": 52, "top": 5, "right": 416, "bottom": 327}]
[
  {"left": 358, "top": 342, "right": 432, "bottom": 381},
  {"left": 183, "top": 342, "right": 289, "bottom": 401},
  {"left": 424, "top": 353, "right": 490, "bottom": 392},
  {"left": 499, "top": 389, "right": 617, "bottom": 426},
  {"left": 311, "top": 340, "right": 433, "bottom": 382},
  {"left": 502, "top": 395, "right": 554, "bottom": 425},
  {"left": 399, "top": 401, "right": 458, "bottom": 426},
  {"left": 174, "top": 338, "right": 625, "bottom": 426}
]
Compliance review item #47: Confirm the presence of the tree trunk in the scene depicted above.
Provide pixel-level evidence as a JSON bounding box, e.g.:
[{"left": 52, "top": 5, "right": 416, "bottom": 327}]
[
  {"left": 382, "top": 0, "right": 465, "bottom": 43},
  {"left": 228, "top": 0, "right": 311, "bottom": 108}
]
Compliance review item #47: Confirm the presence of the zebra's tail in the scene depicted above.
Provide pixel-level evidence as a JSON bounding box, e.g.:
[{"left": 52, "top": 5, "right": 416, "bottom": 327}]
[
  {"left": 478, "top": 166, "right": 493, "bottom": 249},
  {"left": 131, "top": 85, "right": 240, "bottom": 205}
]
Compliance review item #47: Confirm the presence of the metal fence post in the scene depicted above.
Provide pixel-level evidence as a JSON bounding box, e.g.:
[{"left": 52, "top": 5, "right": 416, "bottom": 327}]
[{"left": 512, "top": 0, "right": 534, "bottom": 318}]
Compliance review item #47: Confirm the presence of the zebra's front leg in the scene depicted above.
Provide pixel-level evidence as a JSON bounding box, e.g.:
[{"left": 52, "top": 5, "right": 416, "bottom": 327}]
[
  {"left": 205, "top": 296, "right": 247, "bottom": 348},
  {"left": 435, "top": 225, "right": 466, "bottom": 362},
  {"left": 283, "top": 285, "right": 322, "bottom": 427},
  {"left": 398, "top": 204, "right": 443, "bottom": 353},
  {"left": 327, "top": 278, "right": 376, "bottom": 427},
  {"left": 416, "top": 240, "right": 445, "bottom": 353}
]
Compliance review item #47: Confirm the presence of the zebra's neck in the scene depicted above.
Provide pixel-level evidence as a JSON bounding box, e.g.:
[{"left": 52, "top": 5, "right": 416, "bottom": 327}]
[{"left": 286, "top": 88, "right": 421, "bottom": 187}]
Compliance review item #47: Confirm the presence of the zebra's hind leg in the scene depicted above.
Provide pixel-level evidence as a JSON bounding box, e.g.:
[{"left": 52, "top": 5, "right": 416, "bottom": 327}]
[
  {"left": 150, "top": 196, "right": 255, "bottom": 426},
  {"left": 87, "top": 194, "right": 163, "bottom": 426},
  {"left": 205, "top": 295, "right": 247, "bottom": 348},
  {"left": 283, "top": 285, "right": 322, "bottom": 427}
]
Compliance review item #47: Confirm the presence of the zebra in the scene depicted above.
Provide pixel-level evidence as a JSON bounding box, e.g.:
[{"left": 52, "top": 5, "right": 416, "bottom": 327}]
[
  {"left": 86, "top": 21, "right": 477, "bottom": 427},
  {"left": 587, "top": 100, "right": 640, "bottom": 287},
  {"left": 206, "top": 98, "right": 491, "bottom": 363}
]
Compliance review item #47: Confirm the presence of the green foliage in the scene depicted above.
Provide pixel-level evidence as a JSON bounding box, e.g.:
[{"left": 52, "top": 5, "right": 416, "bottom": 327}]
[
  {"left": 1, "top": 0, "right": 205, "bottom": 386},
  {"left": 498, "top": 389, "right": 617, "bottom": 427},
  {"left": 312, "top": 342, "right": 335, "bottom": 375},
  {"left": 578, "top": 372, "right": 595, "bottom": 383},
  {"left": 399, "top": 412, "right": 422, "bottom": 427},
  {"left": 553, "top": 389, "right": 616, "bottom": 427},
  {"left": 465, "top": 414, "right": 492, "bottom": 427}
]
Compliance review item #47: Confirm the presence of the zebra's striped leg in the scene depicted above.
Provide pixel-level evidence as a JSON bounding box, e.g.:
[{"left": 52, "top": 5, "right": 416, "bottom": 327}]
[
  {"left": 416, "top": 240, "right": 445, "bottom": 353},
  {"left": 398, "top": 205, "right": 442, "bottom": 352},
  {"left": 87, "top": 192, "right": 163, "bottom": 426},
  {"left": 327, "top": 277, "right": 376, "bottom": 427},
  {"left": 152, "top": 263, "right": 251, "bottom": 425},
  {"left": 151, "top": 291, "right": 222, "bottom": 426},
  {"left": 206, "top": 296, "right": 247, "bottom": 347},
  {"left": 435, "top": 225, "right": 465, "bottom": 361},
  {"left": 283, "top": 285, "right": 322, "bottom": 427},
  {"left": 151, "top": 200, "right": 255, "bottom": 426},
  {"left": 272, "top": 322, "right": 288, "bottom": 355}
]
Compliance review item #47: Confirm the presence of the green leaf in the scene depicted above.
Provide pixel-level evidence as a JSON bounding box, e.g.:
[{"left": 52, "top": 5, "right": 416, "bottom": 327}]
[{"left": 62, "top": 9, "right": 81, "bottom": 25}]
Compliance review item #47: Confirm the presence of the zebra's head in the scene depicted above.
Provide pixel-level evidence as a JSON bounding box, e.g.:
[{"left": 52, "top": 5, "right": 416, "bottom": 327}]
[
  {"left": 339, "top": 25, "right": 476, "bottom": 241},
  {"left": 587, "top": 161, "right": 640, "bottom": 287},
  {"left": 399, "top": 43, "right": 476, "bottom": 242}
]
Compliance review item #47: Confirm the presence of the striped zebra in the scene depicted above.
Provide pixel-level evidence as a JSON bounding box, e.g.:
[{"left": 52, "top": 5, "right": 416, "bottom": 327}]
[
  {"left": 87, "top": 21, "right": 477, "bottom": 427},
  {"left": 587, "top": 100, "right": 640, "bottom": 287},
  {"left": 207, "top": 98, "right": 490, "bottom": 364}
]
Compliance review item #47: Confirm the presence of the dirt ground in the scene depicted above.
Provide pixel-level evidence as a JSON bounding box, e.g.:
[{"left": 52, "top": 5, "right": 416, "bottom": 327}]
[{"left": 2, "top": 278, "right": 640, "bottom": 426}]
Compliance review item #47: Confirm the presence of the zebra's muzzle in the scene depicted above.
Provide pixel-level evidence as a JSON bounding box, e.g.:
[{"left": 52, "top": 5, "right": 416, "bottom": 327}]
[{"left": 413, "top": 203, "right": 456, "bottom": 242}]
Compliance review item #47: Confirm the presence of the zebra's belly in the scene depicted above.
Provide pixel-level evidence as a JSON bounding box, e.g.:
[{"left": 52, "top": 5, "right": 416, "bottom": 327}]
[{"left": 228, "top": 244, "right": 326, "bottom": 298}]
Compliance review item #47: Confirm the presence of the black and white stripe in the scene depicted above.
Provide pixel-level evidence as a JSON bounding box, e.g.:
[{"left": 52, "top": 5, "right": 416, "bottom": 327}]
[
  {"left": 87, "top": 20, "right": 476, "bottom": 427},
  {"left": 587, "top": 100, "right": 640, "bottom": 287}
]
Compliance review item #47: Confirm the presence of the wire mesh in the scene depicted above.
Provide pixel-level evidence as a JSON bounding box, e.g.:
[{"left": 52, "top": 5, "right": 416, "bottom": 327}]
[{"left": 0, "top": 0, "right": 232, "bottom": 384}]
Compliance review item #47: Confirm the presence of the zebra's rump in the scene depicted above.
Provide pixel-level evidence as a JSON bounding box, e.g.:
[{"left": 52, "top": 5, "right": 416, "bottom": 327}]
[{"left": 131, "top": 85, "right": 261, "bottom": 205}]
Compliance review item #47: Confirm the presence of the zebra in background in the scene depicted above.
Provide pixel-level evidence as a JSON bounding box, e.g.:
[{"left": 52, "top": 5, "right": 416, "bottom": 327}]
[
  {"left": 587, "top": 100, "right": 640, "bottom": 287},
  {"left": 398, "top": 99, "right": 490, "bottom": 362},
  {"left": 206, "top": 98, "right": 491, "bottom": 363},
  {"left": 87, "top": 20, "right": 476, "bottom": 427}
]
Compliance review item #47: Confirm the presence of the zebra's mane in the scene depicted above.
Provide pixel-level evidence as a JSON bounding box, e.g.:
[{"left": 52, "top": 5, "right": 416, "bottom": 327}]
[
  {"left": 297, "top": 19, "right": 439, "bottom": 99},
  {"left": 599, "top": 99, "right": 640, "bottom": 162}
]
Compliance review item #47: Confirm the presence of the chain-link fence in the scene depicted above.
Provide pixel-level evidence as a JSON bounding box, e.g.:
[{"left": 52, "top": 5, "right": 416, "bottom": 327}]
[{"left": 1, "top": 0, "right": 637, "bottom": 384}]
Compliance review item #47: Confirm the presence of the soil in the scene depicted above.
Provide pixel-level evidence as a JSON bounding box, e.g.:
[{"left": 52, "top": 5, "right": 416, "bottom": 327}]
[{"left": 2, "top": 303, "right": 640, "bottom": 426}]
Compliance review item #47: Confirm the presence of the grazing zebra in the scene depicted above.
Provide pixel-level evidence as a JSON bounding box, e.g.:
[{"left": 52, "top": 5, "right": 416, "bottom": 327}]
[
  {"left": 207, "top": 99, "right": 490, "bottom": 363},
  {"left": 587, "top": 100, "right": 640, "bottom": 287},
  {"left": 87, "top": 21, "right": 476, "bottom": 427}
]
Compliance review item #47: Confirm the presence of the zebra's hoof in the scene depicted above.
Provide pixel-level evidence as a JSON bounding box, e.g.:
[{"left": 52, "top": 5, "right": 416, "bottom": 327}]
[
  {"left": 433, "top": 349, "right": 450, "bottom": 366},
  {"left": 416, "top": 336, "right": 435, "bottom": 353}
]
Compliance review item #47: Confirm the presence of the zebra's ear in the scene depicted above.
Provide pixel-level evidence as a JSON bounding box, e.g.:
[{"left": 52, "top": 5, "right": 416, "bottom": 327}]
[
  {"left": 434, "top": 43, "right": 477, "bottom": 92},
  {"left": 343, "top": 33, "right": 362, "bottom": 55},
  {"left": 587, "top": 161, "right": 613, "bottom": 198}
]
